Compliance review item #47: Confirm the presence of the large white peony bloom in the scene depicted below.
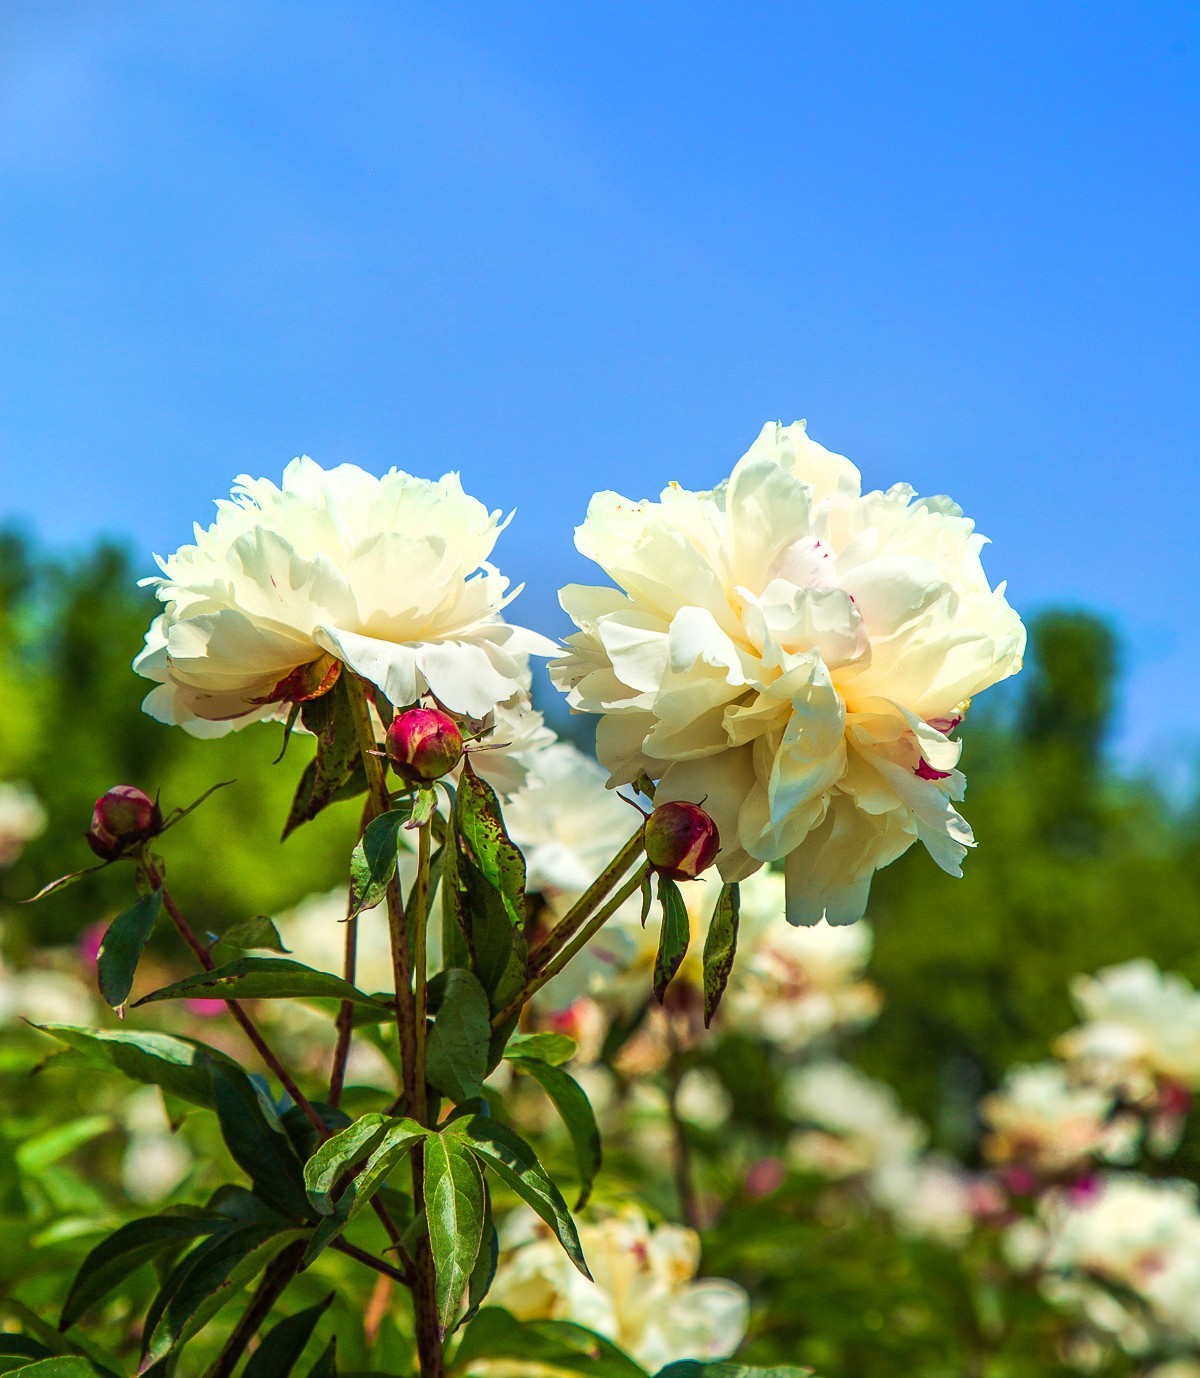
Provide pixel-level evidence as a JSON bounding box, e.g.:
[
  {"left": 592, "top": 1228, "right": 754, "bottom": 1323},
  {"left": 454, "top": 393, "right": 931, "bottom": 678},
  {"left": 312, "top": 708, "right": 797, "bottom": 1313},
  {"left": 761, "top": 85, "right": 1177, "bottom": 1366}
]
[
  {"left": 783, "top": 1059, "right": 926, "bottom": 1181},
  {"left": 135, "top": 458, "right": 555, "bottom": 735},
  {"left": 483, "top": 1206, "right": 748, "bottom": 1372},
  {"left": 552, "top": 421, "right": 1025, "bottom": 924},
  {"left": 1057, "top": 960, "right": 1200, "bottom": 1096},
  {"left": 980, "top": 1063, "right": 1129, "bottom": 1175}
]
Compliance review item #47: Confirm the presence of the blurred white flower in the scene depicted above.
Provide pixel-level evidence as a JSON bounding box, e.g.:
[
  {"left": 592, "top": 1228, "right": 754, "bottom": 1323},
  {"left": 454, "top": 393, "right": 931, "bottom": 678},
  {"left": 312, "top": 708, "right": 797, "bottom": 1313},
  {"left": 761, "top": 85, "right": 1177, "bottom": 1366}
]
[
  {"left": 120, "top": 1087, "right": 191, "bottom": 1204},
  {"left": 552, "top": 420, "right": 1024, "bottom": 925},
  {"left": 0, "top": 781, "right": 46, "bottom": 867},
  {"left": 675, "top": 1067, "right": 734, "bottom": 1130},
  {"left": 980, "top": 1063, "right": 1127, "bottom": 1175},
  {"left": 484, "top": 1206, "right": 748, "bottom": 1371},
  {"left": 1058, "top": 960, "right": 1200, "bottom": 1097},
  {"left": 504, "top": 741, "right": 639, "bottom": 895},
  {"left": 0, "top": 957, "right": 93, "bottom": 1027},
  {"left": 135, "top": 458, "right": 555, "bottom": 735},
  {"left": 1033, "top": 1174, "right": 1200, "bottom": 1352},
  {"left": 872, "top": 1155, "right": 976, "bottom": 1248},
  {"left": 784, "top": 1060, "right": 925, "bottom": 1182}
]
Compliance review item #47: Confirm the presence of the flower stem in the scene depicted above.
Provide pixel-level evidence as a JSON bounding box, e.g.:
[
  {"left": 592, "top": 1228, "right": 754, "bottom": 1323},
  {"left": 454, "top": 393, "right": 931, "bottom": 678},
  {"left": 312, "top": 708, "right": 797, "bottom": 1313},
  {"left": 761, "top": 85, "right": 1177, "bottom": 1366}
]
[
  {"left": 526, "top": 827, "right": 645, "bottom": 976},
  {"left": 331, "top": 1237, "right": 412, "bottom": 1286},
  {"left": 329, "top": 796, "right": 373, "bottom": 1108},
  {"left": 142, "top": 859, "right": 329, "bottom": 1140},
  {"left": 205, "top": 1240, "right": 306, "bottom": 1378},
  {"left": 345, "top": 675, "right": 443, "bottom": 1378},
  {"left": 492, "top": 860, "right": 651, "bottom": 1029}
]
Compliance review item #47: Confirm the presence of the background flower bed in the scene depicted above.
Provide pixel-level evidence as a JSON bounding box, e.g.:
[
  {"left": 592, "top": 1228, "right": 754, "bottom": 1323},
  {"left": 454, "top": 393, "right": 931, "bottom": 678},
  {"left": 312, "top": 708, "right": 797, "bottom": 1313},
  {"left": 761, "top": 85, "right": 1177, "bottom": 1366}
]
[{"left": 2, "top": 531, "right": 1199, "bottom": 1374}]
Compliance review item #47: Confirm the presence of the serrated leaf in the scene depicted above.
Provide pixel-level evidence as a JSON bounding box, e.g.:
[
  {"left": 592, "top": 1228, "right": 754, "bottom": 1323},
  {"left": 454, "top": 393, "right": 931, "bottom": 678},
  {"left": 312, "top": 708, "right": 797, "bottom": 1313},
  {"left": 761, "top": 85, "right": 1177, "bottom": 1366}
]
[
  {"left": 96, "top": 889, "right": 163, "bottom": 1013},
  {"left": 243, "top": 1294, "right": 333, "bottom": 1378},
  {"left": 349, "top": 807, "right": 413, "bottom": 918},
  {"left": 701, "top": 882, "right": 740, "bottom": 1027},
  {"left": 140, "top": 1225, "right": 305, "bottom": 1369},
  {"left": 215, "top": 915, "right": 291, "bottom": 955},
  {"left": 32, "top": 1026, "right": 239, "bottom": 1109},
  {"left": 502, "top": 1031, "right": 577, "bottom": 1066},
  {"left": 282, "top": 680, "right": 364, "bottom": 839},
  {"left": 652, "top": 875, "right": 690, "bottom": 1004},
  {"left": 424, "top": 1135, "right": 486, "bottom": 1334},
  {"left": 134, "top": 958, "right": 387, "bottom": 1010},
  {"left": 508, "top": 1056, "right": 601, "bottom": 1208},
  {"left": 60, "top": 1215, "right": 224, "bottom": 1328},
  {"left": 452, "top": 1309, "right": 647, "bottom": 1377},
  {"left": 447, "top": 1116, "right": 589, "bottom": 1278},
  {"left": 210, "top": 1065, "right": 312, "bottom": 1221},
  {"left": 426, "top": 969, "right": 490, "bottom": 1104}
]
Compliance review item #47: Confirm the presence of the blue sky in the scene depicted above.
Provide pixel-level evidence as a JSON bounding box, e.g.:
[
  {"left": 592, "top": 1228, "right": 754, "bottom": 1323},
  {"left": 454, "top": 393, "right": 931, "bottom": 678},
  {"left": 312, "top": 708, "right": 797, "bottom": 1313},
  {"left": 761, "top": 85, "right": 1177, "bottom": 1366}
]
[{"left": 1, "top": 3, "right": 1196, "bottom": 770}]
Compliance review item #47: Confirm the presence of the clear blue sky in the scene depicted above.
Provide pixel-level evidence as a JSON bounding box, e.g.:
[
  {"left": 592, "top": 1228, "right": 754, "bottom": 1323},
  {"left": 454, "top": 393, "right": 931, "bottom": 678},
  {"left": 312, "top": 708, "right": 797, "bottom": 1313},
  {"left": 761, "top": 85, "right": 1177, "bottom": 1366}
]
[{"left": 2, "top": 3, "right": 1197, "bottom": 771}]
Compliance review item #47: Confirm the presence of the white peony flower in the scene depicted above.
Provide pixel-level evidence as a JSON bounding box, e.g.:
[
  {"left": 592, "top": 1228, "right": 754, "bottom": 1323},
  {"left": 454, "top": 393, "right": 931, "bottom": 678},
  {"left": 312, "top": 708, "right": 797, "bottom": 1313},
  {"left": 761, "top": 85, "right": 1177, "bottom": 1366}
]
[
  {"left": 484, "top": 1206, "right": 748, "bottom": 1371},
  {"left": 784, "top": 1060, "right": 925, "bottom": 1181},
  {"left": 1057, "top": 960, "right": 1200, "bottom": 1096},
  {"left": 1034, "top": 1174, "right": 1200, "bottom": 1351},
  {"left": 135, "top": 458, "right": 556, "bottom": 735},
  {"left": 0, "top": 781, "right": 47, "bottom": 867},
  {"left": 980, "top": 1063, "right": 1126, "bottom": 1175},
  {"left": 872, "top": 1155, "right": 976, "bottom": 1248},
  {"left": 504, "top": 741, "right": 639, "bottom": 895},
  {"left": 552, "top": 421, "right": 1024, "bottom": 924}
]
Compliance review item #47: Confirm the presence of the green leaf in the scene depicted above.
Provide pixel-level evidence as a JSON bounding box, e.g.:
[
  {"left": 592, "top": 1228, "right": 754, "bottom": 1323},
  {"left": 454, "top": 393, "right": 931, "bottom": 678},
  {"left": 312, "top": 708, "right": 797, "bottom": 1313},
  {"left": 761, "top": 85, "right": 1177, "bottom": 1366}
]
[
  {"left": 302, "top": 1117, "right": 425, "bottom": 1264},
  {"left": 502, "top": 1032, "right": 576, "bottom": 1066},
  {"left": 134, "top": 957, "right": 387, "bottom": 1010},
  {"left": 424, "top": 1134, "right": 486, "bottom": 1334},
  {"left": 426, "top": 969, "right": 490, "bottom": 1104},
  {"left": 61, "top": 1214, "right": 224, "bottom": 1328},
  {"left": 244, "top": 1294, "right": 334, "bottom": 1378},
  {"left": 0, "top": 1300, "right": 119, "bottom": 1378},
  {"left": 305, "top": 1337, "right": 338, "bottom": 1378},
  {"left": 459, "top": 1189, "right": 497, "bottom": 1333},
  {"left": 6, "top": 1361, "right": 103, "bottom": 1377},
  {"left": 16, "top": 1116, "right": 112, "bottom": 1172},
  {"left": 349, "top": 807, "right": 413, "bottom": 918},
  {"left": 0, "top": 1339, "right": 53, "bottom": 1362},
  {"left": 96, "top": 889, "right": 163, "bottom": 1013},
  {"left": 159, "top": 780, "right": 235, "bottom": 834},
  {"left": 652, "top": 875, "right": 690, "bottom": 1004},
  {"left": 701, "top": 882, "right": 741, "bottom": 1027},
  {"left": 141, "top": 1226, "right": 305, "bottom": 1368},
  {"left": 32, "top": 1025, "right": 240, "bottom": 1109},
  {"left": 282, "top": 679, "right": 365, "bottom": 839},
  {"left": 447, "top": 1116, "right": 589, "bottom": 1278},
  {"left": 23, "top": 861, "right": 111, "bottom": 904},
  {"left": 215, "top": 915, "right": 291, "bottom": 955},
  {"left": 639, "top": 870, "right": 653, "bottom": 926},
  {"left": 508, "top": 1057, "right": 601, "bottom": 1208},
  {"left": 450, "top": 765, "right": 528, "bottom": 1015},
  {"left": 210, "top": 1064, "right": 312, "bottom": 1221},
  {"left": 304, "top": 1114, "right": 394, "bottom": 1215},
  {"left": 653, "top": 1367, "right": 815, "bottom": 1378},
  {"left": 452, "top": 1309, "right": 647, "bottom": 1377}
]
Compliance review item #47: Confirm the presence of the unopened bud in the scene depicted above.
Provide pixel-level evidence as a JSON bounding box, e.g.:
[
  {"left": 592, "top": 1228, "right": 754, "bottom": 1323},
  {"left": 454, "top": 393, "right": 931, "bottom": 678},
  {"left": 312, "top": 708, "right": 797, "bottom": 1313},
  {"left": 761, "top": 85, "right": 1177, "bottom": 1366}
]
[
  {"left": 86, "top": 785, "right": 162, "bottom": 860},
  {"left": 644, "top": 801, "right": 720, "bottom": 880},
  {"left": 385, "top": 707, "right": 464, "bottom": 785}
]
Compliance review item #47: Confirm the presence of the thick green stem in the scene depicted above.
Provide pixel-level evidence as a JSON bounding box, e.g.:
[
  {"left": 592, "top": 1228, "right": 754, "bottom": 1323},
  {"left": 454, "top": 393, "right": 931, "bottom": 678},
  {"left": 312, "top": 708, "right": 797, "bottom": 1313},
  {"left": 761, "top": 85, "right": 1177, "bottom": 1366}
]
[
  {"left": 527, "top": 827, "right": 645, "bottom": 975},
  {"left": 492, "top": 861, "right": 652, "bottom": 1028},
  {"left": 345, "top": 676, "right": 443, "bottom": 1377}
]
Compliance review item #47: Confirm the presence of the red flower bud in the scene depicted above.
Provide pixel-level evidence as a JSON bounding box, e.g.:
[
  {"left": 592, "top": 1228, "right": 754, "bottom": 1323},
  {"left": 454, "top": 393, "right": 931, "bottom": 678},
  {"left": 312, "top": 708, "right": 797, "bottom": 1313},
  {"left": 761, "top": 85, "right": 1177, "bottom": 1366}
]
[
  {"left": 385, "top": 707, "right": 464, "bottom": 785},
  {"left": 644, "top": 801, "right": 720, "bottom": 880},
  {"left": 86, "top": 785, "right": 162, "bottom": 860}
]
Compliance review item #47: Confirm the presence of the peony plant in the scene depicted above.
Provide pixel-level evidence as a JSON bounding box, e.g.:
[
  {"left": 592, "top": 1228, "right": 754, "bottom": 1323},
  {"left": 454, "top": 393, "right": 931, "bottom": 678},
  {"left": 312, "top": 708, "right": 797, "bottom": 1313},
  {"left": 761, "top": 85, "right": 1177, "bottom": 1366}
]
[{"left": 16, "top": 424, "right": 1022, "bottom": 1377}]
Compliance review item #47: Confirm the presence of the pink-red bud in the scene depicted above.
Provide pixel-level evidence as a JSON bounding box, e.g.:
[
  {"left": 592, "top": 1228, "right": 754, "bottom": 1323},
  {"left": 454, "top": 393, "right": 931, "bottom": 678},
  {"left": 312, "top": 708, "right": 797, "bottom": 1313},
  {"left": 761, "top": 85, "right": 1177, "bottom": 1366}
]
[
  {"left": 644, "top": 801, "right": 720, "bottom": 880},
  {"left": 86, "top": 785, "right": 162, "bottom": 860},
  {"left": 385, "top": 707, "right": 464, "bottom": 785}
]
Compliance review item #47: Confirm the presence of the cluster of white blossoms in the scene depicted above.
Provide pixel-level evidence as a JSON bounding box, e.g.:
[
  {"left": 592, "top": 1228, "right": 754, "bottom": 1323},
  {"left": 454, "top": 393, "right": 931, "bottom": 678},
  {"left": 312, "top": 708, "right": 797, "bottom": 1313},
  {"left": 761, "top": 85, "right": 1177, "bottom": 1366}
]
[
  {"left": 135, "top": 458, "right": 555, "bottom": 735},
  {"left": 980, "top": 1063, "right": 1134, "bottom": 1177},
  {"left": 1057, "top": 959, "right": 1200, "bottom": 1102},
  {"left": 552, "top": 421, "right": 1025, "bottom": 925},
  {"left": 0, "top": 781, "right": 47, "bottom": 867},
  {"left": 1010, "top": 1175, "right": 1200, "bottom": 1355},
  {"left": 481, "top": 1206, "right": 748, "bottom": 1373}
]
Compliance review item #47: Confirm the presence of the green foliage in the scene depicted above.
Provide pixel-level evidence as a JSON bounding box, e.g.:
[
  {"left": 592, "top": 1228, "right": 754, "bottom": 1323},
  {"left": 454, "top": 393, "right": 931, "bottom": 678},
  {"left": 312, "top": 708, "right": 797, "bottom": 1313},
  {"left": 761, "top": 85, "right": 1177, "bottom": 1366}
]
[
  {"left": 702, "top": 882, "right": 740, "bottom": 1027},
  {"left": 652, "top": 875, "right": 691, "bottom": 1003},
  {"left": 243, "top": 1294, "right": 334, "bottom": 1378},
  {"left": 135, "top": 957, "right": 387, "bottom": 1011},
  {"left": 507, "top": 1054, "right": 602, "bottom": 1208},
  {"left": 94, "top": 889, "right": 162, "bottom": 1013},
  {"left": 424, "top": 1134, "right": 487, "bottom": 1332},
  {"left": 426, "top": 969, "right": 491, "bottom": 1104}
]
